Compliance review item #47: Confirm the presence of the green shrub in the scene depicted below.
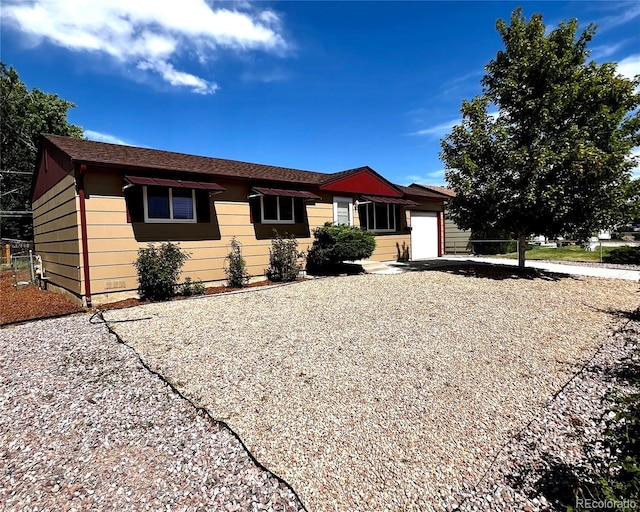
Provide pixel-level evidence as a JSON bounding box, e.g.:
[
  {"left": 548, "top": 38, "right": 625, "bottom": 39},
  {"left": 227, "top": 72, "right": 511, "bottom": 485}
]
[
  {"left": 265, "top": 231, "right": 303, "bottom": 282},
  {"left": 307, "top": 222, "right": 376, "bottom": 271},
  {"left": 604, "top": 246, "right": 640, "bottom": 265},
  {"left": 134, "top": 242, "right": 189, "bottom": 301},
  {"left": 181, "top": 277, "right": 205, "bottom": 296},
  {"left": 597, "top": 390, "right": 640, "bottom": 505},
  {"left": 225, "top": 237, "right": 249, "bottom": 287}
]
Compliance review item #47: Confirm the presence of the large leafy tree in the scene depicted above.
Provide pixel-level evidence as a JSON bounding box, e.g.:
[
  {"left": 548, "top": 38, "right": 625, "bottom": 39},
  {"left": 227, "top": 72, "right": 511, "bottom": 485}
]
[
  {"left": 441, "top": 8, "right": 640, "bottom": 268},
  {"left": 1, "top": 63, "right": 83, "bottom": 240}
]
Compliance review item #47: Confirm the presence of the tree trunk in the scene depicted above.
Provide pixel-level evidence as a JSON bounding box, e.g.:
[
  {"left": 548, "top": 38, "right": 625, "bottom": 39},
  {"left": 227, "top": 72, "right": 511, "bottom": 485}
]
[{"left": 517, "top": 234, "right": 526, "bottom": 270}]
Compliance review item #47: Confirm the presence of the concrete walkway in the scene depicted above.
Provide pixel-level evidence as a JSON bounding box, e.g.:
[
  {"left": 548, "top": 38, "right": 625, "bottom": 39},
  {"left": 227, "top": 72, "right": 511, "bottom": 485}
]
[{"left": 380, "top": 256, "right": 640, "bottom": 281}]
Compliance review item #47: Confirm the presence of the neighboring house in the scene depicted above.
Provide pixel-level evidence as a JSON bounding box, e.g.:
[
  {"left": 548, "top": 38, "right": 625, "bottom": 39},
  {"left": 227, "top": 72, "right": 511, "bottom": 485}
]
[
  {"left": 409, "top": 184, "right": 471, "bottom": 254},
  {"left": 31, "top": 135, "right": 447, "bottom": 306}
]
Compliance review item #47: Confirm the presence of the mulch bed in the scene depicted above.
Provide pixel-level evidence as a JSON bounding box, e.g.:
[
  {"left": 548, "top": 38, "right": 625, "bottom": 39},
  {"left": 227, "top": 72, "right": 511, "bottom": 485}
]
[
  {"left": 0, "top": 271, "right": 290, "bottom": 325},
  {"left": 97, "top": 279, "right": 281, "bottom": 311},
  {"left": 0, "top": 270, "right": 84, "bottom": 326}
]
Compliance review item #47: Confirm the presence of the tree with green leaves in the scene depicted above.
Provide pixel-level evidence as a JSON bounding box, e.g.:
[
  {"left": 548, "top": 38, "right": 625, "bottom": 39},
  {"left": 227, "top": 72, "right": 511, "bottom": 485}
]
[
  {"left": 1, "top": 63, "right": 83, "bottom": 240},
  {"left": 441, "top": 8, "right": 640, "bottom": 269}
]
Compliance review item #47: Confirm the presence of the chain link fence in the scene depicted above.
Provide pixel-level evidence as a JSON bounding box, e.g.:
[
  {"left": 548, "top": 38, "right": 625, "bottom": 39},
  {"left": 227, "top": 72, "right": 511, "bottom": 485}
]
[
  {"left": 2, "top": 239, "right": 34, "bottom": 266},
  {"left": 11, "top": 251, "right": 36, "bottom": 288},
  {"left": 2, "top": 239, "right": 37, "bottom": 288}
]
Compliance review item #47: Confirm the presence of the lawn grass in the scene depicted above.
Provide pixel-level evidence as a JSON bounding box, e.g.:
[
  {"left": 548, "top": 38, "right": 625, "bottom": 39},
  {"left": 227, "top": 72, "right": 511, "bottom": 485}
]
[{"left": 502, "top": 245, "right": 615, "bottom": 262}]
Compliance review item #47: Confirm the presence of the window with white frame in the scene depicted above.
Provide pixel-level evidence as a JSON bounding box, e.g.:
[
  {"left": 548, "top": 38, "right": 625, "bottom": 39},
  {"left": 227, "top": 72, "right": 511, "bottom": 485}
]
[
  {"left": 358, "top": 202, "right": 398, "bottom": 232},
  {"left": 143, "top": 186, "right": 196, "bottom": 222},
  {"left": 333, "top": 196, "right": 353, "bottom": 226},
  {"left": 261, "top": 195, "right": 295, "bottom": 223}
]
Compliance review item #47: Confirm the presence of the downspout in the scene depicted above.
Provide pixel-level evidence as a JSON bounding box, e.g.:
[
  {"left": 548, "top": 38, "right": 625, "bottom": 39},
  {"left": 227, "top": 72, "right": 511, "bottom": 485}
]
[
  {"left": 437, "top": 210, "right": 443, "bottom": 257},
  {"left": 76, "top": 163, "right": 92, "bottom": 308}
]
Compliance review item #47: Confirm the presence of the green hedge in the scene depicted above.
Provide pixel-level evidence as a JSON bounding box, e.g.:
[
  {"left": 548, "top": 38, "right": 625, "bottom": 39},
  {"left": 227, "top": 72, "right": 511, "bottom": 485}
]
[
  {"left": 307, "top": 223, "right": 376, "bottom": 271},
  {"left": 603, "top": 246, "right": 640, "bottom": 265}
]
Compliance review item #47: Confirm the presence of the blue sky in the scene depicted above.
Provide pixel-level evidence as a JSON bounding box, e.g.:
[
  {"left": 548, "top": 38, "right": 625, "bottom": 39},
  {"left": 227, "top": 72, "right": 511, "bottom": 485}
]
[{"left": 2, "top": 1, "right": 639, "bottom": 186}]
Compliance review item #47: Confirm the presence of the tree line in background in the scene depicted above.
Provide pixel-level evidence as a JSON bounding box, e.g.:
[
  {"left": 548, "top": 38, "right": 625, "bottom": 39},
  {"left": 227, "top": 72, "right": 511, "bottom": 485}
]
[
  {"left": 0, "top": 63, "right": 83, "bottom": 241},
  {"left": 442, "top": 8, "right": 640, "bottom": 268}
]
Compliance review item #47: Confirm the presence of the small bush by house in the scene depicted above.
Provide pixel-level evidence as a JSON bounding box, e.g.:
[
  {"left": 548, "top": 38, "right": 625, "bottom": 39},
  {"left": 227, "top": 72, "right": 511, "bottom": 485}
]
[
  {"left": 134, "top": 242, "right": 190, "bottom": 301},
  {"left": 181, "top": 277, "right": 205, "bottom": 296},
  {"left": 266, "top": 231, "right": 303, "bottom": 282},
  {"left": 225, "top": 237, "right": 249, "bottom": 288},
  {"left": 307, "top": 223, "right": 376, "bottom": 272}
]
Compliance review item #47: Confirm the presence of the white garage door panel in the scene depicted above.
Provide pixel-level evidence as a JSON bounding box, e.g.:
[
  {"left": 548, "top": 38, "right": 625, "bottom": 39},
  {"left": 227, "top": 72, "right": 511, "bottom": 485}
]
[{"left": 411, "top": 212, "right": 438, "bottom": 260}]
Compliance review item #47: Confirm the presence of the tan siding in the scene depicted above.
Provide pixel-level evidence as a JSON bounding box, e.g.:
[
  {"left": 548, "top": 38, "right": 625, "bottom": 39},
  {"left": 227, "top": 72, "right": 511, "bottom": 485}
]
[
  {"left": 32, "top": 178, "right": 76, "bottom": 209},
  {"left": 34, "top": 251, "right": 81, "bottom": 268},
  {"left": 371, "top": 234, "right": 411, "bottom": 261},
  {"left": 32, "top": 225, "right": 80, "bottom": 243},
  {"left": 42, "top": 261, "right": 82, "bottom": 282},
  {"left": 33, "top": 201, "right": 78, "bottom": 229},
  {"left": 307, "top": 203, "right": 333, "bottom": 231},
  {"left": 214, "top": 202, "right": 251, "bottom": 216},
  {"left": 444, "top": 211, "right": 471, "bottom": 254},
  {"left": 32, "top": 174, "right": 81, "bottom": 300},
  {"left": 84, "top": 171, "right": 129, "bottom": 198},
  {"left": 33, "top": 239, "right": 82, "bottom": 254}
]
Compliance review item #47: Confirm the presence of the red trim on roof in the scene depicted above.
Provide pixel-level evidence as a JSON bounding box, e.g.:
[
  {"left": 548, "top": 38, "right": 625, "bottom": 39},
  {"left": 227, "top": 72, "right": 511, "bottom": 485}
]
[
  {"left": 252, "top": 187, "right": 321, "bottom": 200},
  {"left": 125, "top": 176, "right": 225, "bottom": 191},
  {"left": 360, "top": 195, "right": 419, "bottom": 206},
  {"left": 320, "top": 167, "right": 403, "bottom": 197}
]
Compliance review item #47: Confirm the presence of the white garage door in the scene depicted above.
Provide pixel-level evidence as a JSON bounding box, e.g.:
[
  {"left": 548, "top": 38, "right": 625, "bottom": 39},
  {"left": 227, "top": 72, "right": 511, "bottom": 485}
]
[{"left": 411, "top": 211, "right": 439, "bottom": 260}]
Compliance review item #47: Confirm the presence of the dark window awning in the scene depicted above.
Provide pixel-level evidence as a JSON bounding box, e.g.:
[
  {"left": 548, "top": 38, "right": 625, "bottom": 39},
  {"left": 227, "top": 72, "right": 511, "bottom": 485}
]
[
  {"left": 252, "top": 187, "right": 321, "bottom": 200},
  {"left": 360, "top": 195, "right": 419, "bottom": 206},
  {"left": 125, "top": 175, "right": 225, "bottom": 191}
]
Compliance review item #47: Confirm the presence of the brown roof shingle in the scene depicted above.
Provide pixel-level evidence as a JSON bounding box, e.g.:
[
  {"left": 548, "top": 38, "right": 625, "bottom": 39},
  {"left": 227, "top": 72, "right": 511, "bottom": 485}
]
[
  {"left": 408, "top": 183, "right": 455, "bottom": 198},
  {"left": 42, "top": 134, "right": 331, "bottom": 185},
  {"left": 41, "top": 135, "right": 448, "bottom": 204},
  {"left": 397, "top": 184, "right": 449, "bottom": 199}
]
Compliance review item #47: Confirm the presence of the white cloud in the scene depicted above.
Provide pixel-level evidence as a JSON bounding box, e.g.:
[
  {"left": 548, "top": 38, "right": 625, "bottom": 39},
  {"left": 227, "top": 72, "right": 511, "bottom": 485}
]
[
  {"left": 403, "top": 170, "right": 446, "bottom": 186},
  {"left": 411, "top": 118, "right": 459, "bottom": 138},
  {"left": 597, "top": 3, "right": 640, "bottom": 32},
  {"left": 84, "top": 130, "right": 129, "bottom": 145},
  {"left": 3, "top": 0, "right": 287, "bottom": 94},
  {"left": 138, "top": 60, "right": 218, "bottom": 94},
  {"left": 616, "top": 54, "right": 640, "bottom": 81},
  {"left": 412, "top": 111, "right": 499, "bottom": 138},
  {"left": 591, "top": 42, "right": 626, "bottom": 60}
]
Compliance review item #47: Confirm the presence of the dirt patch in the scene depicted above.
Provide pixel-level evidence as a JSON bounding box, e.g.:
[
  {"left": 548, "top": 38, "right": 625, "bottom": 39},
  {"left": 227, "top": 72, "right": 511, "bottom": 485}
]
[{"left": 0, "top": 270, "right": 84, "bottom": 326}]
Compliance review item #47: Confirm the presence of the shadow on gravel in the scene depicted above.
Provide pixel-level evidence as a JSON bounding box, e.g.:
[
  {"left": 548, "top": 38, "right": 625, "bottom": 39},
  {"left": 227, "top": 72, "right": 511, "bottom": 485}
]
[
  {"left": 507, "top": 453, "right": 599, "bottom": 511},
  {"left": 398, "top": 261, "right": 568, "bottom": 281},
  {"left": 306, "top": 262, "right": 365, "bottom": 276},
  {"left": 533, "top": 455, "right": 584, "bottom": 510},
  {"left": 602, "top": 351, "right": 640, "bottom": 385},
  {"left": 589, "top": 306, "right": 640, "bottom": 322}
]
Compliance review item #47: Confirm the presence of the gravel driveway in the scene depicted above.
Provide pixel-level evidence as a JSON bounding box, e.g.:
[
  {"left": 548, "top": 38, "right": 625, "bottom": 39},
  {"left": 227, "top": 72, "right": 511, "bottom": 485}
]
[
  {"left": 103, "top": 270, "right": 639, "bottom": 512},
  {"left": 1, "top": 316, "right": 303, "bottom": 511}
]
